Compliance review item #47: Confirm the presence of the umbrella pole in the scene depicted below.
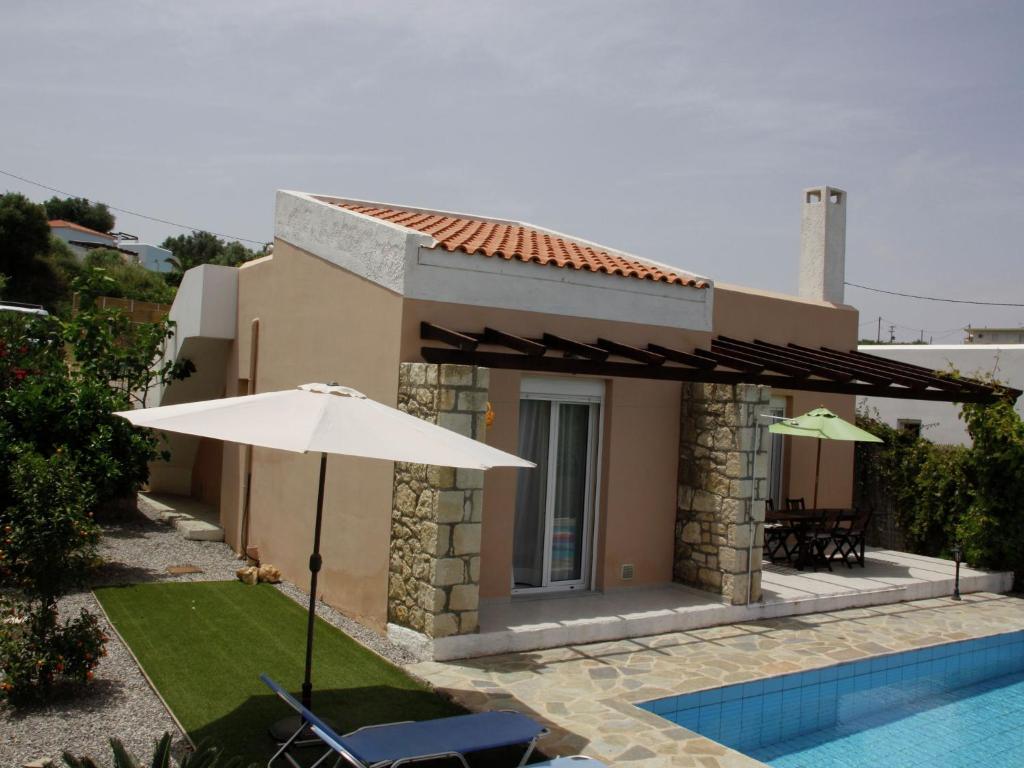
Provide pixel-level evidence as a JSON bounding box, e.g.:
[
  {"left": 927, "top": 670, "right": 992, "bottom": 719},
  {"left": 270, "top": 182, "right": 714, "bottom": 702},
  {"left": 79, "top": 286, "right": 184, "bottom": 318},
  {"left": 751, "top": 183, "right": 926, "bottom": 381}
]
[
  {"left": 302, "top": 451, "right": 328, "bottom": 710},
  {"left": 269, "top": 451, "right": 338, "bottom": 743},
  {"left": 813, "top": 439, "right": 822, "bottom": 509}
]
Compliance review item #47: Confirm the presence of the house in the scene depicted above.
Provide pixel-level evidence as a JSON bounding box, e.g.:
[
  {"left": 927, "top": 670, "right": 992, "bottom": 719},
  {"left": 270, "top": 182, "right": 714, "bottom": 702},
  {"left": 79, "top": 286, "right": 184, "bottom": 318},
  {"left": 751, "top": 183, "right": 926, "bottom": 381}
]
[
  {"left": 48, "top": 219, "right": 117, "bottom": 257},
  {"left": 858, "top": 342, "right": 1024, "bottom": 445},
  {"left": 48, "top": 220, "right": 172, "bottom": 270},
  {"left": 148, "top": 185, "right": 1010, "bottom": 660},
  {"left": 965, "top": 326, "right": 1024, "bottom": 345},
  {"left": 122, "top": 241, "right": 174, "bottom": 273}
]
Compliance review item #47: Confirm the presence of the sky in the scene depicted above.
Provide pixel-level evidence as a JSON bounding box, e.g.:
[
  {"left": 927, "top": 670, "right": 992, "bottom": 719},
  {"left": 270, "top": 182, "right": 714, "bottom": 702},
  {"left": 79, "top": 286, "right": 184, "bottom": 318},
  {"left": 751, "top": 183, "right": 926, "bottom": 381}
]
[{"left": 1, "top": 1, "right": 1021, "bottom": 342}]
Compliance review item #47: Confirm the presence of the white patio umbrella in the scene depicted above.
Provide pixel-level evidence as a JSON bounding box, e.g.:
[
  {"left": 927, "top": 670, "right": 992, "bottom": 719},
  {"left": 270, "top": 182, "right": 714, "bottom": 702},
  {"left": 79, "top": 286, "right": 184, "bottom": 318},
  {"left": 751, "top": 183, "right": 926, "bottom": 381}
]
[{"left": 115, "top": 383, "right": 532, "bottom": 713}]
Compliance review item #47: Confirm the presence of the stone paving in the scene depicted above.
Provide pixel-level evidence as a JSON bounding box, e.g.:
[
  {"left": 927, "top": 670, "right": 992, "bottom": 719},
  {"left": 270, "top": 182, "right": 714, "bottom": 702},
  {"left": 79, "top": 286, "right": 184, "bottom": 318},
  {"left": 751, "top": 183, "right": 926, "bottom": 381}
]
[{"left": 408, "top": 592, "right": 1024, "bottom": 767}]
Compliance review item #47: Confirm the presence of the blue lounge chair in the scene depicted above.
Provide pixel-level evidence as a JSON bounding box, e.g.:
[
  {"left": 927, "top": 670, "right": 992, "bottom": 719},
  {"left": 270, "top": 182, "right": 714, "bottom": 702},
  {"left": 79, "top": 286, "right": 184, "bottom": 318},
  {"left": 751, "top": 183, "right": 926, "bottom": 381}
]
[{"left": 261, "top": 673, "right": 548, "bottom": 768}]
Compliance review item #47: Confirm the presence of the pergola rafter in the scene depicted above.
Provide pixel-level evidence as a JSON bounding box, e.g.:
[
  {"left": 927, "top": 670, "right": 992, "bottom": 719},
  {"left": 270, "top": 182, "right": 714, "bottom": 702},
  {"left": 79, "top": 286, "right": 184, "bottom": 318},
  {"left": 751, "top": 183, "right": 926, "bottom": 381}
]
[{"left": 419, "top": 322, "right": 1020, "bottom": 404}]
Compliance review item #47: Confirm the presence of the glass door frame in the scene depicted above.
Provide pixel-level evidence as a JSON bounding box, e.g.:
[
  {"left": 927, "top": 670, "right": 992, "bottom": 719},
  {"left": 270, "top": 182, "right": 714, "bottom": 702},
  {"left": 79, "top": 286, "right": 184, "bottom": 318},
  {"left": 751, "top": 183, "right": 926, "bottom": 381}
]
[
  {"left": 766, "top": 395, "right": 788, "bottom": 510},
  {"left": 512, "top": 377, "right": 603, "bottom": 596}
]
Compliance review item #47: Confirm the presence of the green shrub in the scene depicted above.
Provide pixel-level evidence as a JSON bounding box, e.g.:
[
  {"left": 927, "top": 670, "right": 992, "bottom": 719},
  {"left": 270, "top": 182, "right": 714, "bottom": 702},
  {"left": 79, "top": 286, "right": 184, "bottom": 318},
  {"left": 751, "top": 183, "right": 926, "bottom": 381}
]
[
  {"left": 0, "top": 598, "right": 106, "bottom": 705},
  {"left": 857, "top": 392, "right": 1024, "bottom": 588},
  {"left": 60, "top": 732, "right": 259, "bottom": 768},
  {"left": 83, "top": 249, "right": 176, "bottom": 305},
  {"left": 960, "top": 397, "right": 1024, "bottom": 586},
  {"left": 0, "top": 281, "right": 192, "bottom": 705},
  {"left": 0, "top": 451, "right": 99, "bottom": 602}
]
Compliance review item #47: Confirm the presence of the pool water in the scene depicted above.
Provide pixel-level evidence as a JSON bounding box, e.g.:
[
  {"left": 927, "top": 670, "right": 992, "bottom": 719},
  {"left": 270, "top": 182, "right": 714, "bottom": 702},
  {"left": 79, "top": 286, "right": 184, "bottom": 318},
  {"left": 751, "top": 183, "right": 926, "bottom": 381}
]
[
  {"left": 751, "top": 670, "right": 1024, "bottom": 768},
  {"left": 638, "top": 630, "right": 1024, "bottom": 768}
]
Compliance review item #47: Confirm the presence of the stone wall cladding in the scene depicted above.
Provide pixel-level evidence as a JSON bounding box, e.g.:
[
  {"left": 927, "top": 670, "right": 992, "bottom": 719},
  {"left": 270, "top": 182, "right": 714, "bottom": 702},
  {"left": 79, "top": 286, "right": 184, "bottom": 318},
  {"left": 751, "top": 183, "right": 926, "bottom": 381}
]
[
  {"left": 674, "top": 383, "right": 770, "bottom": 605},
  {"left": 389, "top": 363, "right": 489, "bottom": 638}
]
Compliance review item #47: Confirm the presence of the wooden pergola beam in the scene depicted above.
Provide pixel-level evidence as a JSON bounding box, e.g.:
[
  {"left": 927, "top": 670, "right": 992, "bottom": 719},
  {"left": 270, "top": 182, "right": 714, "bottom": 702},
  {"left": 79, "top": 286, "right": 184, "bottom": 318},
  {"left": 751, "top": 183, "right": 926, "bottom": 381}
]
[
  {"left": 419, "top": 347, "right": 1001, "bottom": 403},
  {"left": 597, "top": 337, "right": 666, "bottom": 365},
  {"left": 541, "top": 333, "right": 609, "bottom": 361},
  {"left": 716, "top": 336, "right": 854, "bottom": 382},
  {"left": 417, "top": 323, "right": 1013, "bottom": 404},
  {"left": 475, "top": 326, "right": 546, "bottom": 356},
  {"left": 420, "top": 322, "right": 479, "bottom": 352},
  {"left": 647, "top": 343, "right": 717, "bottom": 369}
]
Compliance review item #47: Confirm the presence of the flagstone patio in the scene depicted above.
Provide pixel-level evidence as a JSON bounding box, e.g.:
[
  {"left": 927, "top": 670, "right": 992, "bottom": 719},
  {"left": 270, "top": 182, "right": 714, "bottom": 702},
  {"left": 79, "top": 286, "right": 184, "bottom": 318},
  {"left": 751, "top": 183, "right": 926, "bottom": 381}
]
[{"left": 409, "top": 592, "right": 1024, "bottom": 767}]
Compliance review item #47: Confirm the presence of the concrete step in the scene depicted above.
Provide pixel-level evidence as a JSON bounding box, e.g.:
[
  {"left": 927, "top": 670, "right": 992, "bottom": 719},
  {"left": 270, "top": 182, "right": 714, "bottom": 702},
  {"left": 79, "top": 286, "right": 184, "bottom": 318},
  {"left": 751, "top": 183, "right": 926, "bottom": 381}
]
[
  {"left": 175, "top": 517, "right": 225, "bottom": 541},
  {"left": 139, "top": 492, "right": 224, "bottom": 542}
]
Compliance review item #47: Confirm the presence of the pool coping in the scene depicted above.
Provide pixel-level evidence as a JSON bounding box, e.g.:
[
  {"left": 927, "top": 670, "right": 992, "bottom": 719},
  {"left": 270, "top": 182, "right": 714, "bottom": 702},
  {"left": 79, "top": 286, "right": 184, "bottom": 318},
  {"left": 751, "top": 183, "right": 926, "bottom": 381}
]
[{"left": 409, "top": 592, "right": 1024, "bottom": 767}]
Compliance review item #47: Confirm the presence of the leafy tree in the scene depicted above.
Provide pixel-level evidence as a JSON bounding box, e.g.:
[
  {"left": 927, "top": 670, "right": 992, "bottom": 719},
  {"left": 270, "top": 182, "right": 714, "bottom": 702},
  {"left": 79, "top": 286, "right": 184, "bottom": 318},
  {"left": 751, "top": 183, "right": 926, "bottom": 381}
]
[
  {"left": 0, "top": 279, "right": 192, "bottom": 704},
  {"left": 83, "top": 248, "right": 175, "bottom": 305},
  {"left": 161, "top": 231, "right": 262, "bottom": 285},
  {"left": 0, "top": 192, "right": 54, "bottom": 299},
  {"left": 43, "top": 196, "right": 115, "bottom": 234}
]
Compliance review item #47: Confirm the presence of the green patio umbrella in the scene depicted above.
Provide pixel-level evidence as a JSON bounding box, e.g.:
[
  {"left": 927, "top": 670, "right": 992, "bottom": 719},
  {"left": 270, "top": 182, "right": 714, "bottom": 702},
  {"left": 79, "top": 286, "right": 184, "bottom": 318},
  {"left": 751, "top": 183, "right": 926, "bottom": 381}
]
[{"left": 769, "top": 407, "right": 882, "bottom": 508}]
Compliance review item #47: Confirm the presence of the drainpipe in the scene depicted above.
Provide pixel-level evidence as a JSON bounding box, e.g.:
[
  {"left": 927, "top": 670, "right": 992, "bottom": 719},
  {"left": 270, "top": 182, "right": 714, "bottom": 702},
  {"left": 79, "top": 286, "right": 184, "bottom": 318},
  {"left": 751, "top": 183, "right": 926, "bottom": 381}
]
[{"left": 239, "top": 318, "right": 260, "bottom": 557}]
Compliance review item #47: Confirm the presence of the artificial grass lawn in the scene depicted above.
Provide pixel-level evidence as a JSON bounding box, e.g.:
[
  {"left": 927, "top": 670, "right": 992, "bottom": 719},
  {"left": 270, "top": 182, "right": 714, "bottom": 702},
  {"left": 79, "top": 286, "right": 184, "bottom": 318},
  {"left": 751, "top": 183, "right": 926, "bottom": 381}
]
[{"left": 95, "top": 581, "right": 463, "bottom": 764}]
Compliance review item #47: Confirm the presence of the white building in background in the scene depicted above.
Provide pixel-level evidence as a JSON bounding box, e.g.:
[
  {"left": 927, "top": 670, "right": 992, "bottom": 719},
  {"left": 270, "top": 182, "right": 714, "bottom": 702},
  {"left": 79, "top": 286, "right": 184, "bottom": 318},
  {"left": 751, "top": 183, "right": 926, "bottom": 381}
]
[
  {"left": 48, "top": 219, "right": 116, "bottom": 257},
  {"left": 121, "top": 242, "right": 173, "bottom": 272},
  {"left": 48, "top": 220, "right": 172, "bottom": 272},
  {"left": 965, "top": 327, "right": 1024, "bottom": 345},
  {"left": 858, "top": 344, "right": 1024, "bottom": 446}
]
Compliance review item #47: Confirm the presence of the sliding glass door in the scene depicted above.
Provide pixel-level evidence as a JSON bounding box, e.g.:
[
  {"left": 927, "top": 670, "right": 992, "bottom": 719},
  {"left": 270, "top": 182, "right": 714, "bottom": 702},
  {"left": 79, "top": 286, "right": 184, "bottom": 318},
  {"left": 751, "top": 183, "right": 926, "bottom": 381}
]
[{"left": 513, "top": 379, "right": 601, "bottom": 593}]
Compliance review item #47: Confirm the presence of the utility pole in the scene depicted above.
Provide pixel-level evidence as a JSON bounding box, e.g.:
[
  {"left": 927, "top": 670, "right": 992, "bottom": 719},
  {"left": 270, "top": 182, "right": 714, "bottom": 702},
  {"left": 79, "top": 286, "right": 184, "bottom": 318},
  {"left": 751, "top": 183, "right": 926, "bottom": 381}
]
[
  {"left": 877, "top": 316, "right": 882, "bottom": 343},
  {"left": 889, "top": 325, "right": 896, "bottom": 343}
]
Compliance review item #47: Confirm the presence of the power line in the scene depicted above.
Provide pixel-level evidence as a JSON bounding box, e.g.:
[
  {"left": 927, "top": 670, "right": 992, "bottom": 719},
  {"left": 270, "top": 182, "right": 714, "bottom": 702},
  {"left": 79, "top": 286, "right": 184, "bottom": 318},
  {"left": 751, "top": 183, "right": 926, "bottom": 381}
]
[
  {"left": 0, "top": 168, "right": 267, "bottom": 246},
  {"left": 846, "top": 280, "right": 1024, "bottom": 308}
]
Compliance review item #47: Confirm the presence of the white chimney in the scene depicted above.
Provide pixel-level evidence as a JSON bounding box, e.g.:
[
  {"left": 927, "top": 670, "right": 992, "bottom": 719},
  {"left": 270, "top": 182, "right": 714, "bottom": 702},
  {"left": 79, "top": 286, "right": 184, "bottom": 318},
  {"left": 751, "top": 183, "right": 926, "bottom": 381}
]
[{"left": 799, "top": 185, "right": 846, "bottom": 304}]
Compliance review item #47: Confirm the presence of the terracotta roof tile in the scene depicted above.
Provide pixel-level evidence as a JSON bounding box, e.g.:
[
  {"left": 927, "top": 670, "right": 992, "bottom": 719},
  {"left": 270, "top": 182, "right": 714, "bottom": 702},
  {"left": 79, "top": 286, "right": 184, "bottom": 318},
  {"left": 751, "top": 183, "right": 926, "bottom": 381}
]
[
  {"left": 48, "top": 219, "right": 113, "bottom": 238},
  {"left": 335, "top": 203, "right": 708, "bottom": 289}
]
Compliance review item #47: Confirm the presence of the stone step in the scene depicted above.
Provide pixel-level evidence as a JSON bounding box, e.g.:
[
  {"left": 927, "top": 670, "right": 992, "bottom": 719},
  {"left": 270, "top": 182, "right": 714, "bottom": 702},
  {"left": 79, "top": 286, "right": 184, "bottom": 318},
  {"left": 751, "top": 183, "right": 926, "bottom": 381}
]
[
  {"left": 138, "top": 492, "right": 224, "bottom": 542},
  {"left": 175, "top": 517, "right": 225, "bottom": 541}
]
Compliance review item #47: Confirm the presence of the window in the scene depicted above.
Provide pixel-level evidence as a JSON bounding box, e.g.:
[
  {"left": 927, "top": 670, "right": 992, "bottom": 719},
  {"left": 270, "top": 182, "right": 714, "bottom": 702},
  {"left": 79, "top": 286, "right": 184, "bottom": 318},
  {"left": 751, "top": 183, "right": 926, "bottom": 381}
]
[{"left": 897, "top": 419, "right": 922, "bottom": 438}]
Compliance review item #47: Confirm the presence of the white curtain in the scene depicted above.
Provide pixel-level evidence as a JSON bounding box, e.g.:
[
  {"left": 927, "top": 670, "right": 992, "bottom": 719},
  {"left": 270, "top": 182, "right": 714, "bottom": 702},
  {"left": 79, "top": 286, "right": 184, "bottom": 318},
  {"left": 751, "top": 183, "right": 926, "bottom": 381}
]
[{"left": 513, "top": 400, "right": 550, "bottom": 587}]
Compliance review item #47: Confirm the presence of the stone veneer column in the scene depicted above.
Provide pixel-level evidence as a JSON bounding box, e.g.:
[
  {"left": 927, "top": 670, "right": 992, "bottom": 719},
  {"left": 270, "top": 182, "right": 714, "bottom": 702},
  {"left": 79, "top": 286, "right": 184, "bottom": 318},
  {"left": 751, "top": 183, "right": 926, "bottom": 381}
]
[
  {"left": 388, "top": 363, "right": 488, "bottom": 640},
  {"left": 674, "top": 383, "right": 770, "bottom": 605}
]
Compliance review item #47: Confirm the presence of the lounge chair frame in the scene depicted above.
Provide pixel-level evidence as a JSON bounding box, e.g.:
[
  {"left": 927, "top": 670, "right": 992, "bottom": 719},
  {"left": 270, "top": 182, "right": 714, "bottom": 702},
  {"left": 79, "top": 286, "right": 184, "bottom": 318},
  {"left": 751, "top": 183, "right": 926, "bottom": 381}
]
[{"left": 261, "top": 674, "right": 546, "bottom": 768}]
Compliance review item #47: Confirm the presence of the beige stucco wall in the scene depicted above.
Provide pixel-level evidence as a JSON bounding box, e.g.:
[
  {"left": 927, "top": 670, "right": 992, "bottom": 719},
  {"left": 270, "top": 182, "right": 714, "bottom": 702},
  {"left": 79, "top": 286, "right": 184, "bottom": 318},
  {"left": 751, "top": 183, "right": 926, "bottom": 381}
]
[
  {"left": 216, "top": 246, "right": 860, "bottom": 629},
  {"left": 714, "top": 284, "right": 860, "bottom": 509},
  {"left": 404, "top": 284, "right": 858, "bottom": 600},
  {"left": 219, "top": 239, "right": 404, "bottom": 631},
  {"left": 401, "top": 299, "right": 706, "bottom": 600}
]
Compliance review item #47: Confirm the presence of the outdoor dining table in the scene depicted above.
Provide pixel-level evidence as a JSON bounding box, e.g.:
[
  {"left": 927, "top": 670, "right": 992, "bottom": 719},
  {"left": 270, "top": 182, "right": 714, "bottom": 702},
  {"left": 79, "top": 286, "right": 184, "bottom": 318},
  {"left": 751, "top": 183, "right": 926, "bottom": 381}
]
[{"left": 765, "top": 508, "right": 858, "bottom": 570}]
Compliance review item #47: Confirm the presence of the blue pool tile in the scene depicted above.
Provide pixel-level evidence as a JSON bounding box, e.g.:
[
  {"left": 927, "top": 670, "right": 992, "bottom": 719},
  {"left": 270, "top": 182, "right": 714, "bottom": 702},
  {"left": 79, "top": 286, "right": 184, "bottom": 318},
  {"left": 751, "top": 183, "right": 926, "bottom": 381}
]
[
  {"left": 721, "top": 684, "right": 743, "bottom": 703},
  {"left": 651, "top": 696, "right": 674, "bottom": 715},
  {"left": 640, "top": 630, "right": 1024, "bottom": 768},
  {"left": 674, "top": 709, "right": 700, "bottom": 731},
  {"left": 782, "top": 673, "right": 802, "bottom": 690},
  {"left": 697, "top": 687, "right": 722, "bottom": 706}
]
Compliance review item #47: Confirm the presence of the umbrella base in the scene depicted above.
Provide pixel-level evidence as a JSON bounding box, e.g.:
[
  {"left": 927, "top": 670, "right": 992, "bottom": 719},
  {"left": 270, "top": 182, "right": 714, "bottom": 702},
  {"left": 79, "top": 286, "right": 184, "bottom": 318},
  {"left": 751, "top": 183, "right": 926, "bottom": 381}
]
[{"left": 269, "top": 714, "right": 339, "bottom": 746}]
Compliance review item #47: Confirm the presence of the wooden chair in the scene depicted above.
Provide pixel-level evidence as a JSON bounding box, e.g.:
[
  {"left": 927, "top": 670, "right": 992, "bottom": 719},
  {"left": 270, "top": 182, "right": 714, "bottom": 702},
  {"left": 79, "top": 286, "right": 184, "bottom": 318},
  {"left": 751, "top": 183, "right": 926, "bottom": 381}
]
[
  {"left": 831, "top": 509, "right": 873, "bottom": 568},
  {"left": 785, "top": 497, "right": 806, "bottom": 511},
  {"left": 763, "top": 499, "right": 796, "bottom": 563}
]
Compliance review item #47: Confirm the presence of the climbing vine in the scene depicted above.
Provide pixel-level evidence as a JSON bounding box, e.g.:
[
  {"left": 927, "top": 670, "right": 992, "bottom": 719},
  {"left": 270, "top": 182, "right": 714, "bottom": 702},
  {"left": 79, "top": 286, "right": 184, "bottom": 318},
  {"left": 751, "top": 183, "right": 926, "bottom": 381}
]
[{"left": 855, "top": 388, "right": 1024, "bottom": 589}]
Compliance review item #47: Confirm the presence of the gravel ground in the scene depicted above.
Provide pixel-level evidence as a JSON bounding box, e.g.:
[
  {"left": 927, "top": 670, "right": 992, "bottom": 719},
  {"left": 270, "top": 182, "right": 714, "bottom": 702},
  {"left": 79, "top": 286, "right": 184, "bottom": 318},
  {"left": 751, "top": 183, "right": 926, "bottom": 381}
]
[{"left": 1, "top": 496, "right": 415, "bottom": 767}]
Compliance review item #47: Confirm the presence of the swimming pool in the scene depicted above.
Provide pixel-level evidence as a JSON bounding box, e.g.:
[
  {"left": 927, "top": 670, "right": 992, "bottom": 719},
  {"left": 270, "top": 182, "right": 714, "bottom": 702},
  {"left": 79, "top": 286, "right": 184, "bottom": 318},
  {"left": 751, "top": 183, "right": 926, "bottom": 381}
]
[{"left": 638, "top": 630, "right": 1024, "bottom": 767}]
